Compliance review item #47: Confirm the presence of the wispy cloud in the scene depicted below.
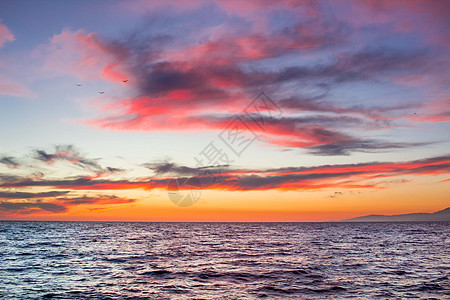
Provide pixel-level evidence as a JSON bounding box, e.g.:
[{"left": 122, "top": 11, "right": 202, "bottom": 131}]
[
  {"left": 0, "top": 191, "right": 69, "bottom": 199},
  {"left": 0, "top": 156, "right": 19, "bottom": 169},
  {"left": 32, "top": 145, "right": 124, "bottom": 178},
  {"left": 0, "top": 189, "right": 137, "bottom": 215},
  {"left": 0, "top": 144, "right": 448, "bottom": 215},
  {"left": 0, "top": 22, "right": 14, "bottom": 47},
  {"left": 0, "top": 75, "right": 34, "bottom": 98},
  {"left": 0, "top": 201, "right": 66, "bottom": 214},
  {"left": 2, "top": 154, "right": 449, "bottom": 192}
]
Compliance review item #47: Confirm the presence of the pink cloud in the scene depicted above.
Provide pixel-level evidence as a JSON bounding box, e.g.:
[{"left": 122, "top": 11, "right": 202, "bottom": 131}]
[
  {"left": 35, "top": 29, "right": 130, "bottom": 82},
  {"left": 39, "top": 1, "right": 445, "bottom": 155},
  {"left": 0, "top": 23, "right": 14, "bottom": 47},
  {"left": 0, "top": 75, "right": 33, "bottom": 98},
  {"left": 350, "top": 0, "right": 450, "bottom": 45}
]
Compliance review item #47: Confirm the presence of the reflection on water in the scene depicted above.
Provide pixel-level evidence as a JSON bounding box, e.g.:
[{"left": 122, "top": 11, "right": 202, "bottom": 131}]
[{"left": 0, "top": 222, "right": 448, "bottom": 299}]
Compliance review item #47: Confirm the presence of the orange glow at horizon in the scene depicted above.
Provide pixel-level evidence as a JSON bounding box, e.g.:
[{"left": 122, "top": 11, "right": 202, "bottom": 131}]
[{"left": 1, "top": 176, "right": 448, "bottom": 222}]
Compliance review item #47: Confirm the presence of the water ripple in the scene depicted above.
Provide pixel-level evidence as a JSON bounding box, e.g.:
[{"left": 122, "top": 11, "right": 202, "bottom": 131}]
[{"left": 0, "top": 221, "right": 448, "bottom": 299}]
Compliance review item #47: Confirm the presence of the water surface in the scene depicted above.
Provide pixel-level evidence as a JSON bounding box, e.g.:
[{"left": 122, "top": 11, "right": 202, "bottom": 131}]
[{"left": 0, "top": 222, "right": 448, "bottom": 299}]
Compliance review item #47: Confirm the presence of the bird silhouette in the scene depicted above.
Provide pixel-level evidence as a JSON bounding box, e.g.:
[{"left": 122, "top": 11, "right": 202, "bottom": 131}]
[
  {"left": 414, "top": 112, "right": 417, "bottom": 115},
  {"left": 123, "top": 80, "right": 128, "bottom": 83},
  {"left": 98, "top": 91, "right": 105, "bottom": 94},
  {"left": 76, "top": 84, "right": 82, "bottom": 87}
]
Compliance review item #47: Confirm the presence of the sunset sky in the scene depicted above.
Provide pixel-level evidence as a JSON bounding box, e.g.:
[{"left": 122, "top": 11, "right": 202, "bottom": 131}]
[{"left": 0, "top": 0, "right": 449, "bottom": 221}]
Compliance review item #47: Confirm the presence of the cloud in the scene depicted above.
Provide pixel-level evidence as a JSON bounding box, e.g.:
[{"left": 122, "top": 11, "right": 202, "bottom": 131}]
[
  {"left": 0, "top": 23, "right": 35, "bottom": 99},
  {"left": 0, "top": 191, "right": 137, "bottom": 215},
  {"left": 1, "top": 155, "right": 448, "bottom": 192},
  {"left": 35, "top": 29, "right": 130, "bottom": 82},
  {"left": 81, "top": 28, "right": 435, "bottom": 155},
  {"left": 307, "top": 140, "right": 431, "bottom": 156},
  {"left": 32, "top": 145, "right": 124, "bottom": 177},
  {"left": 0, "top": 174, "right": 22, "bottom": 183},
  {"left": 114, "top": 0, "right": 318, "bottom": 18},
  {"left": 0, "top": 201, "right": 66, "bottom": 214},
  {"left": 143, "top": 160, "right": 230, "bottom": 176},
  {"left": 0, "top": 156, "right": 20, "bottom": 168},
  {"left": 57, "top": 195, "right": 135, "bottom": 205},
  {"left": 272, "top": 47, "right": 428, "bottom": 85},
  {"left": 0, "top": 191, "right": 69, "bottom": 199},
  {"left": 32, "top": 1, "right": 449, "bottom": 156},
  {"left": 0, "top": 75, "right": 34, "bottom": 98},
  {"left": 0, "top": 150, "right": 448, "bottom": 216},
  {"left": 328, "top": 191, "right": 343, "bottom": 198},
  {"left": 34, "top": 145, "right": 103, "bottom": 171},
  {"left": 0, "top": 23, "right": 14, "bottom": 47}
]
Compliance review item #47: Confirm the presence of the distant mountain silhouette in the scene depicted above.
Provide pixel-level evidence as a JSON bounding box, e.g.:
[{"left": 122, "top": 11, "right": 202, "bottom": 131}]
[{"left": 342, "top": 207, "right": 450, "bottom": 222}]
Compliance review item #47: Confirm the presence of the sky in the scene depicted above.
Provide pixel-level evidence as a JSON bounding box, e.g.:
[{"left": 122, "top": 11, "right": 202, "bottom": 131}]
[{"left": 0, "top": 0, "right": 449, "bottom": 221}]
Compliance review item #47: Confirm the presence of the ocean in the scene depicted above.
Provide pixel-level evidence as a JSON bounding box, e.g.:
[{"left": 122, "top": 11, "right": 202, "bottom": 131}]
[{"left": 0, "top": 221, "right": 448, "bottom": 299}]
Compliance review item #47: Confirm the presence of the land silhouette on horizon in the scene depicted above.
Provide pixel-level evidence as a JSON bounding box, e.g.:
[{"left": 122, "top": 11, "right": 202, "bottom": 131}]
[{"left": 341, "top": 207, "right": 450, "bottom": 222}]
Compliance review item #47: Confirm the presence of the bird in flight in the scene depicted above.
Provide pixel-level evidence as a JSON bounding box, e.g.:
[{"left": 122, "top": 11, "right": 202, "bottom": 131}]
[
  {"left": 414, "top": 112, "right": 417, "bottom": 115},
  {"left": 123, "top": 80, "right": 128, "bottom": 83},
  {"left": 76, "top": 84, "right": 82, "bottom": 87},
  {"left": 98, "top": 91, "right": 105, "bottom": 94}
]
